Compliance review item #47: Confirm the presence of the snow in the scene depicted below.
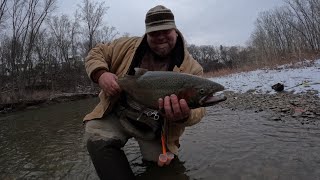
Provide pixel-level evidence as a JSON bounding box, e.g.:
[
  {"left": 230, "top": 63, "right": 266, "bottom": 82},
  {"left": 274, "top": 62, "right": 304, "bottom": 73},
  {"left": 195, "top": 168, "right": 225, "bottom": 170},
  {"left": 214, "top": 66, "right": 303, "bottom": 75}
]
[{"left": 209, "top": 59, "right": 320, "bottom": 96}]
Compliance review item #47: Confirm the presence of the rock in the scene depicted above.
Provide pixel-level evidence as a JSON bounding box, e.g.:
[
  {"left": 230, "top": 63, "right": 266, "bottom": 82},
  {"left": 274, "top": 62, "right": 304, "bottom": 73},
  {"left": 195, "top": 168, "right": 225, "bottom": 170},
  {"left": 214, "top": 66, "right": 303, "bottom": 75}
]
[
  {"left": 217, "top": 91, "right": 319, "bottom": 124},
  {"left": 271, "top": 116, "right": 282, "bottom": 121},
  {"left": 292, "top": 111, "right": 302, "bottom": 117},
  {"left": 280, "top": 108, "right": 290, "bottom": 112},
  {"left": 272, "top": 83, "right": 284, "bottom": 92}
]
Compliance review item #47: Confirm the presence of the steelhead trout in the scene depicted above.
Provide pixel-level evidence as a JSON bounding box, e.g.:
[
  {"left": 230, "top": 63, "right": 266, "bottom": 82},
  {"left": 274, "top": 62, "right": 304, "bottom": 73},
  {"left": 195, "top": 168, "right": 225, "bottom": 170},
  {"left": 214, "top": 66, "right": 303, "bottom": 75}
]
[{"left": 118, "top": 68, "right": 226, "bottom": 109}]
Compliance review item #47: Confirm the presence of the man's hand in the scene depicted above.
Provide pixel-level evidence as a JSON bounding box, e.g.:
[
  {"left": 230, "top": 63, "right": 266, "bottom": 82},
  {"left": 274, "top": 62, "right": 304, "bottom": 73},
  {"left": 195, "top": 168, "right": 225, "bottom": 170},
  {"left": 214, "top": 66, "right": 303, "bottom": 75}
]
[
  {"left": 158, "top": 94, "right": 191, "bottom": 122},
  {"left": 98, "top": 72, "right": 121, "bottom": 96}
]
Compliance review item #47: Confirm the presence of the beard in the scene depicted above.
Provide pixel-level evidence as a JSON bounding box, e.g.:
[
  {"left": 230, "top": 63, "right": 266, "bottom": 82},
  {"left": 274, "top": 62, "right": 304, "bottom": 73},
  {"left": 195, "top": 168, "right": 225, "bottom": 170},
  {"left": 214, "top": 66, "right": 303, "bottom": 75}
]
[
  {"left": 154, "top": 48, "right": 170, "bottom": 57},
  {"left": 152, "top": 43, "right": 173, "bottom": 57}
]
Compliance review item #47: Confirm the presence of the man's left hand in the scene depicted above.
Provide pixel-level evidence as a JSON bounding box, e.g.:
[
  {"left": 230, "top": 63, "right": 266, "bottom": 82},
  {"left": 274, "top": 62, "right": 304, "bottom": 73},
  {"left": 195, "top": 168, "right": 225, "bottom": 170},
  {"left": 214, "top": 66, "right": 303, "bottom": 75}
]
[{"left": 158, "top": 94, "right": 191, "bottom": 122}]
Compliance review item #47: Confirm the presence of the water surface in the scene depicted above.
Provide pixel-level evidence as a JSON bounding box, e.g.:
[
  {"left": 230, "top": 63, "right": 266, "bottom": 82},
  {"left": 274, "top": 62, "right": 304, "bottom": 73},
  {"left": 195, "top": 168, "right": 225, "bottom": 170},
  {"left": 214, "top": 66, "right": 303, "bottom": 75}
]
[{"left": 0, "top": 98, "right": 319, "bottom": 179}]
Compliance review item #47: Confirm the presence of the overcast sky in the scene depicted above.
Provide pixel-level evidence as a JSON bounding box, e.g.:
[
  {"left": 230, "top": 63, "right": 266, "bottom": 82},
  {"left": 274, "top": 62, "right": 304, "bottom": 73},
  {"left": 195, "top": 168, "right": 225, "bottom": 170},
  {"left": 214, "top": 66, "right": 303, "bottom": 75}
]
[{"left": 56, "top": 0, "right": 285, "bottom": 46}]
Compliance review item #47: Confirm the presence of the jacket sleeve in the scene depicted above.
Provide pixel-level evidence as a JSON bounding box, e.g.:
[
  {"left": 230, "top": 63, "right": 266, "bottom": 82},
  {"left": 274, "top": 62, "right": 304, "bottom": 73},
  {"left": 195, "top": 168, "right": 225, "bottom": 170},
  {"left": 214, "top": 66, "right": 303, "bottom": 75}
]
[
  {"left": 175, "top": 55, "right": 206, "bottom": 127},
  {"left": 85, "top": 41, "right": 116, "bottom": 82}
]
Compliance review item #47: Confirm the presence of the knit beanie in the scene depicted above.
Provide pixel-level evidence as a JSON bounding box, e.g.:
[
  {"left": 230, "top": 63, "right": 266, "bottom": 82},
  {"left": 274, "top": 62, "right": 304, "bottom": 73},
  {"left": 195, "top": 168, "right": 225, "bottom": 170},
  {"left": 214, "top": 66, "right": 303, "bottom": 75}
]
[{"left": 145, "top": 5, "right": 177, "bottom": 34}]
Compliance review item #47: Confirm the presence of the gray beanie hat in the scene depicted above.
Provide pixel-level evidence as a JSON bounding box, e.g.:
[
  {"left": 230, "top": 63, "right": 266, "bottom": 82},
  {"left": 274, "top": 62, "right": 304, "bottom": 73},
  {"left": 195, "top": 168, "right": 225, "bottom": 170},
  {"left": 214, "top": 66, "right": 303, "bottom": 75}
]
[{"left": 145, "top": 5, "right": 177, "bottom": 34}]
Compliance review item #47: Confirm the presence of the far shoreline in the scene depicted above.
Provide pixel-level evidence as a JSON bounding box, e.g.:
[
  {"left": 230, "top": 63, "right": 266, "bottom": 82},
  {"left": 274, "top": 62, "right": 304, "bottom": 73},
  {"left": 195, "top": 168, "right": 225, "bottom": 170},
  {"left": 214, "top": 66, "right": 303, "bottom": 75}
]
[{"left": 0, "top": 92, "right": 98, "bottom": 115}]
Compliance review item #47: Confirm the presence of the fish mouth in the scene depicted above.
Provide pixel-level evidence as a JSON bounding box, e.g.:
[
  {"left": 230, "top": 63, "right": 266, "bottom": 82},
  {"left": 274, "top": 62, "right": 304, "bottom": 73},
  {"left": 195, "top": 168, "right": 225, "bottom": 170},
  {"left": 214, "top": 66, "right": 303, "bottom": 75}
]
[{"left": 200, "top": 93, "right": 227, "bottom": 106}]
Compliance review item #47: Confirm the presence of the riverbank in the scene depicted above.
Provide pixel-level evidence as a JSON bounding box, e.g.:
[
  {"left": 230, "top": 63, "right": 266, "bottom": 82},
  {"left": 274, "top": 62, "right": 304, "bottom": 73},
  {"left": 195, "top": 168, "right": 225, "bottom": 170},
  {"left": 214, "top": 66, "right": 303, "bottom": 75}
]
[
  {"left": 0, "top": 92, "right": 98, "bottom": 114},
  {"left": 2, "top": 89, "right": 319, "bottom": 127},
  {"left": 220, "top": 90, "right": 320, "bottom": 126}
]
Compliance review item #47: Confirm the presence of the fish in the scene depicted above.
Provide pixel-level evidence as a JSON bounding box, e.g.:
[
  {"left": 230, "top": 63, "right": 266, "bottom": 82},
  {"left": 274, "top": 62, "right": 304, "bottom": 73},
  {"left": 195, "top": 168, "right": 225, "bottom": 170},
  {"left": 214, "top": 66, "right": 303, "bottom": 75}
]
[{"left": 118, "top": 68, "right": 227, "bottom": 110}]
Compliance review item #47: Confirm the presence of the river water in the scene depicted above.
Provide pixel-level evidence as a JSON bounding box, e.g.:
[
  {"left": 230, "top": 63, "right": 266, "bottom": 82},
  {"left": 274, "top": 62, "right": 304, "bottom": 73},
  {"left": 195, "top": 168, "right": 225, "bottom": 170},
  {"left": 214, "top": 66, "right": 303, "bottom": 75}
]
[{"left": 0, "top": 98, "right": 320, "bottom": 180}]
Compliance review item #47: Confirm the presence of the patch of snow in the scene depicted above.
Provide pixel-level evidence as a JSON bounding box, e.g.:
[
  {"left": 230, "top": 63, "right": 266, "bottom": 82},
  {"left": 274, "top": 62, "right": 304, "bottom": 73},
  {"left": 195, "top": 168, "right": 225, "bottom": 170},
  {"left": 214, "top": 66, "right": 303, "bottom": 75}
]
[{"left": 210, "top": 59, "right": 320, "bottom": 96}]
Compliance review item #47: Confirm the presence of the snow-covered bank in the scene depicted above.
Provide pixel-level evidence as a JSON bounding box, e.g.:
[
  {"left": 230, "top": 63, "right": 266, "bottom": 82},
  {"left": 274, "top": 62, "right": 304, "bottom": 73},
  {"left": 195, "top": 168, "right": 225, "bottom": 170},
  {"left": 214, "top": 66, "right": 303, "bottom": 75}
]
[{"left": 210, "top": 59, "right": 320, "bottom": 96}]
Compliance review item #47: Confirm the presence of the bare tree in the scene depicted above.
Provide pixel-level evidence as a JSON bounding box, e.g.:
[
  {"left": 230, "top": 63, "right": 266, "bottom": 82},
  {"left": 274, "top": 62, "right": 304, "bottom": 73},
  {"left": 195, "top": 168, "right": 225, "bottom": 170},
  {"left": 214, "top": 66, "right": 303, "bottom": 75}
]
[
  {"left": 95, "top": 25, "right": 118, "bottom": 44},
  {"left": 77, "top": 0, "right": 109, "bottom": 53},
  {"left": 249, "top": 0, "right": 320, "bottom": 65},
  {"left": 0, "top": 0, "right": 8, "bottom": 29},
  {"left": 187, "top": 44, "right": 232, "bottom": 72},
  {"left": 122, "top": 32, "right": 131, "bottom": 38},
  {"left": 6, "top": 0, "right": 56, "bottom": 100},
  {"left": 285, "top": 0, "right": 320, "bottom": 51},
  {"left": 47, "top": 14, "right": 74, "bottom": 65},
  {"left": 69, "top": 16, "right": 81, "bottom": 61},
  {"left": 187, "top": 44, "right": 200, "bottom": 61}
]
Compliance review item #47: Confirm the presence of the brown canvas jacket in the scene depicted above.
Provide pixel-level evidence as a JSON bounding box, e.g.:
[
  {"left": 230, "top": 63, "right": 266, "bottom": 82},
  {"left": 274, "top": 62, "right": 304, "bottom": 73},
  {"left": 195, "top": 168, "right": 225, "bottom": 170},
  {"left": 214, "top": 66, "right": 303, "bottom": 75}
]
[{"left": 84, "top": 31, "right": 206, "bottom": 153}]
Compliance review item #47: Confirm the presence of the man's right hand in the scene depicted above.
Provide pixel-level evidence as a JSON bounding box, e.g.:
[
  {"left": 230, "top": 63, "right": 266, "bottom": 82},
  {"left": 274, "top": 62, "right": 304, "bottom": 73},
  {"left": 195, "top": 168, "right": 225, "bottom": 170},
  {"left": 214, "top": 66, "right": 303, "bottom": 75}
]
[{"left": 98, "top": 72, "right": 121, "bottom": 96}]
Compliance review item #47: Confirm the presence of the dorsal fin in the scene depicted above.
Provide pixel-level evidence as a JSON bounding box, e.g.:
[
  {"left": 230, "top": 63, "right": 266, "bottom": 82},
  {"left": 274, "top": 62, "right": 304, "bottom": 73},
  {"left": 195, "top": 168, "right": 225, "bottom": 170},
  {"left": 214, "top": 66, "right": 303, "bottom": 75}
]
[{"left": 134, "top": 68, "right": 148, "bottom": 76}]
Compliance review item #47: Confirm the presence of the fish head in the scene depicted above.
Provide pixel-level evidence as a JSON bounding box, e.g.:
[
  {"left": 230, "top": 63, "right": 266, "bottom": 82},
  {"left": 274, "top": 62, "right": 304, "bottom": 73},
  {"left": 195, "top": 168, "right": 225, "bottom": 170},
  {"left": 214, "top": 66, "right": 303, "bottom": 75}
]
[{"left": 178, "top": 80, "right": 227, "bottom": 108}]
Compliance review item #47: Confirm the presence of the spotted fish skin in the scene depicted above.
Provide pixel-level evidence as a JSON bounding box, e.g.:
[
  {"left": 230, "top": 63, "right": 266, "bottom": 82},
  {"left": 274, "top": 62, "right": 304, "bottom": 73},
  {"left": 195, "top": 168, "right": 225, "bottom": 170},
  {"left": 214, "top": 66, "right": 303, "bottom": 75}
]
[{"left": 118, "top": 68, "right": 226, "bottom": 109}]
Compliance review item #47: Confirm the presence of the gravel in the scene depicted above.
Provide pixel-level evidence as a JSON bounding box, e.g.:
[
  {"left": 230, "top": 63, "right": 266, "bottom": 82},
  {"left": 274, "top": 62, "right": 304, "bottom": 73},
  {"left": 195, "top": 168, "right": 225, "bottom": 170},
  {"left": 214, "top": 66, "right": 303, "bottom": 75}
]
[{"left": 219, "top": 90, "right": 320, "bottom": 126}]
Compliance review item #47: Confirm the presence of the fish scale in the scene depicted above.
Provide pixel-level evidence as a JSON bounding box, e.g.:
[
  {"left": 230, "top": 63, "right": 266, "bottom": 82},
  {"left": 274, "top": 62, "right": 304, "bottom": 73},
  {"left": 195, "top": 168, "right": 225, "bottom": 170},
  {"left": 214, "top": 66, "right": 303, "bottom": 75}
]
[{"left": 118, "top": 68, "right": 227, "bottom": 109}]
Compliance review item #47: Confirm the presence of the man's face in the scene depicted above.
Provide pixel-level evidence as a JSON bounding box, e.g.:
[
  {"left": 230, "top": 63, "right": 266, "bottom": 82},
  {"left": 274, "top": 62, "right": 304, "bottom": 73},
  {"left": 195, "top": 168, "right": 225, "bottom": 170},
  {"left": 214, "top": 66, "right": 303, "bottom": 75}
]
[{"left": 147, "top": 29, "right": 178, "bottom": 57}]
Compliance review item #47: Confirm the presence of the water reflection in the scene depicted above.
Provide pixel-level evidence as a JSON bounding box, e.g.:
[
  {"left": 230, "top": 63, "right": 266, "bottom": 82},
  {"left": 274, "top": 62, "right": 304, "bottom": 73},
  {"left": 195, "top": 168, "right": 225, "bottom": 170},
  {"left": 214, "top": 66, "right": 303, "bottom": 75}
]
[
  {"left": 0, "top": 99, "right": 99, "bottom": 179},
  {"left": 0, "top": 98, "right": 320, "bottom": 180}
]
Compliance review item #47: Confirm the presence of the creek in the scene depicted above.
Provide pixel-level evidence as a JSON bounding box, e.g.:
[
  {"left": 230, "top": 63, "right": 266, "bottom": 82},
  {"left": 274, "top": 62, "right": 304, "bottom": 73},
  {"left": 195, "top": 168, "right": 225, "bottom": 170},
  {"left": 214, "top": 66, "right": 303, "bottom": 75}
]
[{"left": 0, "top": 98, "right": 319, "bottom": 180}]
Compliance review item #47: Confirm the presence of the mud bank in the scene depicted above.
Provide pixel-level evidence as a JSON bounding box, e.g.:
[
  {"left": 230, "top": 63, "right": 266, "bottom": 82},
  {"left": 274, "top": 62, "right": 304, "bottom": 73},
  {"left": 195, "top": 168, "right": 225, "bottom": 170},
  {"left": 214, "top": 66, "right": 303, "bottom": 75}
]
[
  {"left": 0, "top": 93, "right": 98, "bottom": 114},
  {"left": 2, "top": 90, "right": 319, "bottom": 126}
]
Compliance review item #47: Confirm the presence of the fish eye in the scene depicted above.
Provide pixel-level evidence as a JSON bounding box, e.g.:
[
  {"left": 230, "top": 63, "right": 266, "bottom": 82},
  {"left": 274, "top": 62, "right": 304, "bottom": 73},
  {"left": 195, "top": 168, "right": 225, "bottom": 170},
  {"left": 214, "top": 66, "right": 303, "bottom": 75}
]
[{"left": 199, "top": 88, "right": 205, "bottom": 94}]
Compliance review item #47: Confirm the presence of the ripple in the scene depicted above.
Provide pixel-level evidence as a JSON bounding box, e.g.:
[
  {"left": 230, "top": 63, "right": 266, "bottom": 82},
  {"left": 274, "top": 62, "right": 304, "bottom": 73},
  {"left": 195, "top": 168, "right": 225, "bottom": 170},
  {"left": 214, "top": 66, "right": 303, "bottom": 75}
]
[{"left": 1, "top": 99, "right": 320, "bottom": 179}]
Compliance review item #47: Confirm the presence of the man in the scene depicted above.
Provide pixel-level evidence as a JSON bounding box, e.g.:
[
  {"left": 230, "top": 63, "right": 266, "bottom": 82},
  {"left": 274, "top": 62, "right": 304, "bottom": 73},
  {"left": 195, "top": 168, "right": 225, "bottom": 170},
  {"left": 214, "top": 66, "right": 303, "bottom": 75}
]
[{"left": 84, "top": 5, "right": 206, "bottom": 180}]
